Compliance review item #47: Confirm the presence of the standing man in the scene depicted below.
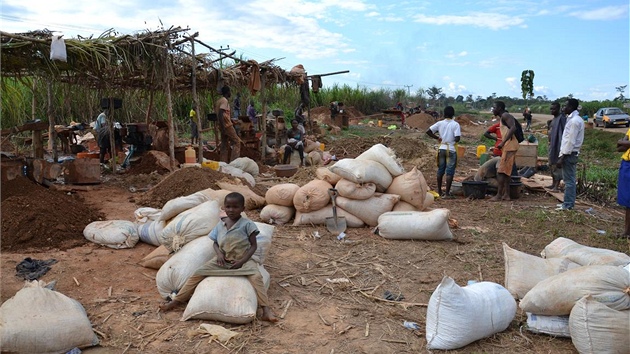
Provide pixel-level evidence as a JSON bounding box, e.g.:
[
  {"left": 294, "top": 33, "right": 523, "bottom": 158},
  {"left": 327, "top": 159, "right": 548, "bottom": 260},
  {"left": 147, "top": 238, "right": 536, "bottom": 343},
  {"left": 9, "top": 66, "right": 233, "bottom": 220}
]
[
  {"left": 189, "top": 103, "right": 199, "bottom": 145},
  {"left": 616, "top": 128, "right": 630, "bottom": 238},
  {"left": 426, "top": 106, "right": 461, "bottom": 198},
  {"left": 556, "top": 98, "right": 584, "bottom": 211},
  {"left": 247, "top": 99, "right": 257, "bottom": 131},
  {"left": 546, "top": 102, "right": 567, "bottom": 192},
  {"left": 484, "top": 121, "right": 503, "bottom": 156},
  {"left": 294, "top": 103, "right": 306, "bottom": 134},
  {"left": 216, "top": 86, "right": 241, "bottom": 162},
  {"left": 233, "top": 92, "right": 241, "bottom": 118},
  {"left": 523, "top": 107, "right": 533, "bottom": 132},
  {"left": 491, "top": 101, "right": 520, "bottom": 201}
]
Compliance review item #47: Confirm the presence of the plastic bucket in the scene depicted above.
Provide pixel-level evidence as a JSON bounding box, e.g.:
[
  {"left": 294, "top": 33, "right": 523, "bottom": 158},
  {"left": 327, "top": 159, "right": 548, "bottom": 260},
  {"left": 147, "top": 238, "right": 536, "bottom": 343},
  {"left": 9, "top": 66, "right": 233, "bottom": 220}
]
[
  {"left": 509, "top": 182, "right": 523, "bottom": 199},
  {"left": 457, "top": 146, "right": 466, "bottom": 158},
  {"left": 462, "top": 181, "right": 488, "bottom": 199},
  {"left": 319, "top": 143, "right": 325, "bottom": 151}
]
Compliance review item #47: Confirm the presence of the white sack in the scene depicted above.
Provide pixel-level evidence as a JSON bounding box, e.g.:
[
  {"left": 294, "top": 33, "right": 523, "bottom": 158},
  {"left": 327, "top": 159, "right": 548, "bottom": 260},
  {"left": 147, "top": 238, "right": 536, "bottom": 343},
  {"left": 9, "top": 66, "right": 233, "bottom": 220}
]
[
  {"left": 304, "top": 139, "right": 321, "bottom": 153},
  {"left": 376, "top": 209, "right": 452, "bottom": 240},
  {"left": 198, "top": 188, "right": 232, "bottom": 208},
  {"left": 335, "top": 179, "right": 376, "bottom": 200},
  {"left": 138, "top": 245, "right": 170, "bottom": 270},
  {"left": 292, "top": 179, "right": 332, "bottom": 213},
  {"left": 385, "top": 167, "right": 428, "bottom": 209},
  {"left": 355, "top": 143, "right": 404, "bottom": 176},
  {"left": 159, "top": 200, "right": 220, "bottom": 252},
  {"left": 503, "top": 243, "right": 580, "bottom": 299},
  {"left": 156, "top": 236, "right": 215, "bottom": 299},
  {"left": 265, "top": 183, "right": 300, "bottom": 206},
  {"left": 292, "top": 204, "right": 365, "bottom": 228},
  {"left": 228, "top": 157, "right": 259, "bottom": 177},
  {"left": 134, "top": 207, "right": 162, "bottom": 223},
  {"left": 426, "top": 277, "right": 517, "bottom": 350},
  {"left": 422, "top": 191, "right": 435, "bottom": 210},
  {"left": 315, "top": 167, "right": 342, "bottom": 186},
  {"left": 526, "top": 313, "right": 571, "bottom": 337},
  {"left": 182, "top": 264, "right": 271, "bottom": 324},
  {"left": 260, "top": 204, "right": 295, "bottom": 225},
  {"left": 252, "top": 222, "right": 274, "bottom": 264},
  {"left": 158, "top": 191, "right": 208, "bottom": 222},
  {"left": 336, "top": 193, "right": 399, "bottom": 227},
  {"left": 392, "top": 200, "right": 418, "bottom": 212},
  {"left": 0, "top": 281, "right": 98, "bottom": 353},
  {"left": 329, "top": 158, "right": 392, "bottom": 192},
  {"left": 83, "top": 220, "right": 139, "bottom": 249},
  {"left": 137, "top": 220, "right": 166, "bottom": 246},
  {"left": 220, "top": 165, "right": 256, "bottom": 186},
  {"left": 570, "top": 296, "right": 630, "bottom": 354},
  {"left": 50, "top": 35, "right": 67, "bottom": 62},
  {"left": 519, "top": 265, "right": 630, "bottom": 315},
  {"left": 306, "top": 150, "right": 322, "bottom": 166},
  {"left": 541, "top": 237, "right": 630, "bottom": 266}
]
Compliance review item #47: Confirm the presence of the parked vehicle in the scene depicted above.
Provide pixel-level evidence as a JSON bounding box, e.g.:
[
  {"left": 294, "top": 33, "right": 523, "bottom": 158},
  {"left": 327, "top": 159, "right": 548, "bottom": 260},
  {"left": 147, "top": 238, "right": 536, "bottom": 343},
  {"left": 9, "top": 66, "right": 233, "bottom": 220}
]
[{"left": 593, "top": 107, "right": 630, "bottom": 128}]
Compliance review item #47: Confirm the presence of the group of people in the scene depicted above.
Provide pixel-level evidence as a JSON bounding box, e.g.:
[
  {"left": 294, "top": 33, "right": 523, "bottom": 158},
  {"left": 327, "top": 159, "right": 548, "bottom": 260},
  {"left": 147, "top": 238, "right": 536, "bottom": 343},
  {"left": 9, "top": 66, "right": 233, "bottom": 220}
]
[{"left": 426, "top": 99, "right": 588, "bottom": 210}]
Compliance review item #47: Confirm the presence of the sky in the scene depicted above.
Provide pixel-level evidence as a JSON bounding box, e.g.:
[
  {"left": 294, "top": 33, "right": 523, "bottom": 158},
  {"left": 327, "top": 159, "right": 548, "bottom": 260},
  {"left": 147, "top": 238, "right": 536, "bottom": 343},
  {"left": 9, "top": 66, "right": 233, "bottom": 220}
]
[{"left": 1, "top": 0, "right": 628, "bottom": 102}]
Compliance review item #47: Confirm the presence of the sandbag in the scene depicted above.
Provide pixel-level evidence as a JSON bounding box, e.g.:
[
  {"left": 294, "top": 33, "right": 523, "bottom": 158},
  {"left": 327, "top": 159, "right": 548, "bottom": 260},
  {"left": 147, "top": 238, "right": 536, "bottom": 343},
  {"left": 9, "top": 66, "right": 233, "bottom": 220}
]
[
  {"left": 375, "top": 209, "right": 452, "bottom": 240},
  {"left": 329, "top": 158, "right": 392, "bottom": 192},
  {"left": 292, "top": 204, "right": 365, "bottom": 228},
  {"left": 392, "top": 200, "right": 418, "bottom": 212},
  {"left": 385, "top": 167, "right": 428, "bottom": 209},
  {"left": 137, "top": 220, "right": 166, "bottom": 246},
  {"left": 422, "top": 191, "right": 434, "bottom": 210},
  {"left": 0, "top": 281, "right": 99, "bottom": 353},
  {"left": 355, "top": 143, "right": 405, "bottom": 176},
  {"left": 265, "top": 183, "right": 300, "bottom": 206},
  {"left": 182, "top": 264, "right": 270, "bottom": 324},
  {"left": 159, "top": 200, "right": 220, "bottom": 252},
  {"left": 158, "top": 191, "right": 208, "bottom": 222},
  {"left": 304, "top": 139, "right": 321, "bottom": 153},
  {"left": 315, "top": 167, "right": 342, "bottom": 185},
  {"left": 253, "top": 222, "right": 274, "bottom": 264},
  {"left": 335, "top": 179, "right": 376, "bottom": 200},
  {"left": 569, "top": 295, "right": 630, "bottom": 354},
  {"left": 138, "top": 245, "right": 170, "bottom": 270},
  {"left": 83, "top": 220, "right": 139, "bottom": 249},
  {"left": 198, "top": 188, "right": 232, "bottom": 208},
  {"left": 228, "top": 157, "right": 259, "bottom": 177},
  {"left": 306, "top": 150, "right": 322, "bottom": 166},
  {"left": 260, "top": 204, "right": 295, "bottom": 225},
  {"left": 426, "top": 277, "right": 517, "bottom": 350},
  {"left": 503, "top": 243, "right": 580, "bottom": 299},
  {"left": 156, "top": 236, "right": 216, "bottom": 299},
  {"left": 216, "top": 181, "right": 266, "bottom": 210},
  {"left": 541, "top": 237, "right": 630, "bottom": 266},
  {"left": 134, "top": 207, "right": 162, "bottom": 223},
  {"left": 220, "top": 165, "right": 256, "bottom": 186},
  {"left": 525, "top": 313, "right": 570, "bottom": 337},
  {"left": 292, "top": 179, "right": 333, "bottom": 213},
  {"left": 519, "top": 265, "right": 630, "bottom": 315},
  {"left": 336, "top": 193, "right": 399, "bottom": 227}
]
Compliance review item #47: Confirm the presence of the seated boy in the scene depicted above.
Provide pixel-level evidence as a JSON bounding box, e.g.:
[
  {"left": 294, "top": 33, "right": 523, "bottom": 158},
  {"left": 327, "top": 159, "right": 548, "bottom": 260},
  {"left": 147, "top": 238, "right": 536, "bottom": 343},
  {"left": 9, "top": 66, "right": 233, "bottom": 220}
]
[{"left": 159, "top": 192, "right": 277, "bottom": 322}]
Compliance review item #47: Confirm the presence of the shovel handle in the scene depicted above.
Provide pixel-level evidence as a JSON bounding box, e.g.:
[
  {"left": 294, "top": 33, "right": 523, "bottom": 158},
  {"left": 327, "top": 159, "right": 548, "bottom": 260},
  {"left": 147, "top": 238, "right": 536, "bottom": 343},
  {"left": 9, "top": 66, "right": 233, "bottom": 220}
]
[{"left": 329, "top": 188, "right": 338, "bottom": 219}]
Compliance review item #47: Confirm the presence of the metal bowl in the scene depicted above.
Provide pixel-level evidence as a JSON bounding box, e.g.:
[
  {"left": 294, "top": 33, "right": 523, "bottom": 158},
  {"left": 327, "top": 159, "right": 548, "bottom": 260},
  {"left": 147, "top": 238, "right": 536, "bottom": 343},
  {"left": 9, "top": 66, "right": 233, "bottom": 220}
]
[{"left": 274, "top": 164, "right": 298, "bottom": 177}]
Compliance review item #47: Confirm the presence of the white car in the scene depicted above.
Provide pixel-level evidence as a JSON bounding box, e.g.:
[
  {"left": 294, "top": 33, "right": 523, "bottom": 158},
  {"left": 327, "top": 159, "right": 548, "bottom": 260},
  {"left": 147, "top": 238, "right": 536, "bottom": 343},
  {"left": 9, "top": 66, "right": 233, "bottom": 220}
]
[{"left": 593, "top": 107, "right": 630, "bottom": 128}]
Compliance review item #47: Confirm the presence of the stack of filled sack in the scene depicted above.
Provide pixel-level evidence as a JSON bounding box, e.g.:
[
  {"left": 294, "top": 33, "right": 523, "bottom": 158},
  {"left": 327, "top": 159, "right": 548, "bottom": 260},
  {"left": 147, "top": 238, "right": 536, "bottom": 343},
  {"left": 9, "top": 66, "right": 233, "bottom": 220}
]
[
  {"left": 261, "top": 143, "right": 453, "bottom": 241},
  {"left": 503, "top": 237, "right": 630, "bottom": 353}
]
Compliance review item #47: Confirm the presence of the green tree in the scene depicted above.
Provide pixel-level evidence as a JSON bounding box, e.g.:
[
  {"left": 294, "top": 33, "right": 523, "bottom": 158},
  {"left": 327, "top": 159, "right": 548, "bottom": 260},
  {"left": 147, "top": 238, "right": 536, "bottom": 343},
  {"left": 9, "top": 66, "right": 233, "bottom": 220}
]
[
  {"left": 426, "top": 86, "right": 443, "bottom": 107},
  {"left": 520, "top": 70, "right": 535, "bottom": 105},
  {"left": 615, "top": 85, "right": 627, "bottom": 101}
]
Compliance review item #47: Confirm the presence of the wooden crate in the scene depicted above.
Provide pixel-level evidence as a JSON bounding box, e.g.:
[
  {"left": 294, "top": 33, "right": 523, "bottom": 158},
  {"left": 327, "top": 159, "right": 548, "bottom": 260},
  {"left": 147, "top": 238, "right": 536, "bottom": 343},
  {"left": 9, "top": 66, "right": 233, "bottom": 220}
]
[{"left": 516, "top": 142, "right": 538, "bottom": 167}]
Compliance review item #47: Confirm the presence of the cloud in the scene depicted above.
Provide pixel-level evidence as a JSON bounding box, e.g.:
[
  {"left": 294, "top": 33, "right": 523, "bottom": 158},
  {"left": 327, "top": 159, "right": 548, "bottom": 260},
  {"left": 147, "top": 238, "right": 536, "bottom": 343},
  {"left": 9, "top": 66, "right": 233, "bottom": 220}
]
[
  {"left": 445, "top": 51, "right": 468, "bottom": 58},
  {"left": 569, "top": 5, "right": 628, "bottom": 21},
  {"left": 412, "top": 12, "right": 525, "bottom": 30},
  {"left": 366, "top": 11, "right": 379, "bottom": 17},
  {"left": 505, "top": 77, "right": 517, "bottom": 90}
]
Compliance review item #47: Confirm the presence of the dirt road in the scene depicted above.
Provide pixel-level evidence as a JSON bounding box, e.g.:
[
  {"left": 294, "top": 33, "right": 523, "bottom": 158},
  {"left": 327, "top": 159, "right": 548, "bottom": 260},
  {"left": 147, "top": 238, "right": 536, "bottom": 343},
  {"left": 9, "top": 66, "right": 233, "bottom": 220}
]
[{"left": 530, "top": 113, "right": 628, "bottom": 133}]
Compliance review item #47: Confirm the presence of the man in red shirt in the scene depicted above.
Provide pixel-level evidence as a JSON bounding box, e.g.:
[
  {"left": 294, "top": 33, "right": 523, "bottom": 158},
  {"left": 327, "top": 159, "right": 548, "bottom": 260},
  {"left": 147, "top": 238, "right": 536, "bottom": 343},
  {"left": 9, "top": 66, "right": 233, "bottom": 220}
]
[{"left": 484, "top": 122, "right": 502, "bottom": 156}]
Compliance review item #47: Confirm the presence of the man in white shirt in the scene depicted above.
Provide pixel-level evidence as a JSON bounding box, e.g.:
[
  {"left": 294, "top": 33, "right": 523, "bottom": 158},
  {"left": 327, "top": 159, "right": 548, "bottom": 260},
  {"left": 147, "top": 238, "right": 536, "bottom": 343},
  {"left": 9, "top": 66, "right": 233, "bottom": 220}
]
[
  {"left": 556, "top": 98, "right": 584, "bottom": 210},
  {"left": 426, "top": 106, "right": 461, "bottom": 198}
]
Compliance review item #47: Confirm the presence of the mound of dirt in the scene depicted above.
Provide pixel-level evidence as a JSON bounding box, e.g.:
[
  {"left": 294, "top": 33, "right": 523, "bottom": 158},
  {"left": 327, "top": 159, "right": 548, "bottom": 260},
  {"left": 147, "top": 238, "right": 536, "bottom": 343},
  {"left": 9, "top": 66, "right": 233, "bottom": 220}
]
[
  {"left": 325, "top": 135, "right": 433, "bottom": 161},
  {"left": 135, "top": 167, "right": 268, "bottom": 208},
  {"left": 127, "top": 150, "right": 174, "bottom": 175},
  {"left": 307, "top": 106, "right": 364, "bottom": 125},
  {"left": 455, "top": 114, "right": 476, "bottom": 126},
  {"left": 1, "top": 176, "right": 105, "bottom": 251},
  {"left": 405, "top": 113, "right": 436, "bottom": 131}
]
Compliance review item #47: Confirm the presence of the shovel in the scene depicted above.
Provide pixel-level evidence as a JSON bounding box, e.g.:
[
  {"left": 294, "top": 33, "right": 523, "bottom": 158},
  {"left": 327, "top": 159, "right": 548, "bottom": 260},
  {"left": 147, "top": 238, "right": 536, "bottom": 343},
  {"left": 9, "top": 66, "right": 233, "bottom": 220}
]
[{"left": 325, "top": 188, "right": 347, "bottom": 235}]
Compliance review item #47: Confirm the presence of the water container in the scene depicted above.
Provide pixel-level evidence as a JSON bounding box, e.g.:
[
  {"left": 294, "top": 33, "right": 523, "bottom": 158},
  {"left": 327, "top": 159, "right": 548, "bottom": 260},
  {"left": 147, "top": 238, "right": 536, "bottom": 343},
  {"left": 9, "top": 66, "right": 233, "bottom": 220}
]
[
  {"left": 456, "top": 145, "right": 465, "bottom": 158},
  {"left": 476, "top": 145, "right": 486, "bottom": 158},
  {"left": 377, "top": 120, "right": 383, "bottom": 127},
  {"left": 319, "top": 143, "right": 325, "bottom": 151},
  {"left": 185, "top": 146, "right": 196, "bottom": 164},
  {"left": 479, "top": 153, "right": 490, "bottom": 166},
  {"left": 202, "top": 160, "right": 219, "bottom": 171}
]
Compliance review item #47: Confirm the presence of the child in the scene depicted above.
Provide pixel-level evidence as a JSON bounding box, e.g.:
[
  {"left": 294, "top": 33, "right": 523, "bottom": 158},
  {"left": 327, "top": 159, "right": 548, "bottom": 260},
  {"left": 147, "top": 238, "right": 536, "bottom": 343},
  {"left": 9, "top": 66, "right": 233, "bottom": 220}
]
[
  {"left": 159, "top": 192, "right": 277, "bottom": 322},
  {"left": 426, "top": 106, "right": 461, "bottom": 198}
]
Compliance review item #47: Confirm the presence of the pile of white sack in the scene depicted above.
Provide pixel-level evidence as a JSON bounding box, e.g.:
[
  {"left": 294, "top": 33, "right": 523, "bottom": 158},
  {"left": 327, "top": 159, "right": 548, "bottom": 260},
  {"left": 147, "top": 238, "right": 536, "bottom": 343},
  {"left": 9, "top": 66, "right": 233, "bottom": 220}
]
[
  {"left": 262, "top": 144, "right": 452, "bottom": 240},
  {"left": 504, "top": 237, "right": 630, "bottom": 353},
  {"left": 281, "top": 138, "right": 328, "bottom": 167}
]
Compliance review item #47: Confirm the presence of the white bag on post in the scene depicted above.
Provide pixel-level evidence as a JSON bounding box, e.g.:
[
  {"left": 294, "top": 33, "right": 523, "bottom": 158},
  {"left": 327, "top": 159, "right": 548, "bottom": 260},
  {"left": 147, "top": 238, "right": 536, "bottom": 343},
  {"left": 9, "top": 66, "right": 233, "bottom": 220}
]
[
  {"left": 426, "top": 277, "right": 516, "bottom": 350},
  {"left": 50, "top": 35, "right": 67, "bottom": 62}
]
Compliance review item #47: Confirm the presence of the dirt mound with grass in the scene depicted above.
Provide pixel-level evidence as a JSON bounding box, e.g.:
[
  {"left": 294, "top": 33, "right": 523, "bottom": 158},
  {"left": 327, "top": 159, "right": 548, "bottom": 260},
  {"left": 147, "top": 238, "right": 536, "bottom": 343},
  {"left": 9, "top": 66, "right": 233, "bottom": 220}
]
[
  {"left": 127, "top": 150, "right": 174, "bottom": 175},
  {"left": 455, "top": 114, "right": 476, "bottom": 126},
  {"left": 307, "top": 106, "right": 364, "bottom": 125},
  {"left": 135, "top": 167, "right": 268, "bottom": 208},
  {"left": 1, "top": 176, "right": 105, "bottom": 251}
]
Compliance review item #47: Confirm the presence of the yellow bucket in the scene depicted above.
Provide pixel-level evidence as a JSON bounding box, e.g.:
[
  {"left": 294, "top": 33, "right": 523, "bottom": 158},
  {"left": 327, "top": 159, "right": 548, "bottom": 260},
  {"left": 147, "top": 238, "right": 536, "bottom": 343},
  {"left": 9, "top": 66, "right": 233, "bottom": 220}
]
[
  {"left": 476, "top": 145, "right": 486, "bottom": 158},
  {"left": 377, "top": 120, "right": 383, "bottom": 127},
  {"left": 319, "top": 143, "right": 325, "bottom": 151},
  {"left": 202, "top": 160, "right": 220, "bottom": 171}
]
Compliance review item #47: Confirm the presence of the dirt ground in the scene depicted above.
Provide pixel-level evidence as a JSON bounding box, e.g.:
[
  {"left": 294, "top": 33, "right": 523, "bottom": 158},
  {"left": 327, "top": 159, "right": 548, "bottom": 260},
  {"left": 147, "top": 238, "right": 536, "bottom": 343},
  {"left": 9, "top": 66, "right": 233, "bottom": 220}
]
[{"left": 1, "top": 118, "right": 629, "bottom": 354}]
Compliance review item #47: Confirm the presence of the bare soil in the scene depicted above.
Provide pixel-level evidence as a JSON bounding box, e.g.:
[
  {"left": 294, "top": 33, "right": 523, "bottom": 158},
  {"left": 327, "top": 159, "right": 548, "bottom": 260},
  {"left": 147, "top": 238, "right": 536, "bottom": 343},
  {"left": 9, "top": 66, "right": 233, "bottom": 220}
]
[{"left": 1, "top": 119, "right": 628, "bottom": 354}]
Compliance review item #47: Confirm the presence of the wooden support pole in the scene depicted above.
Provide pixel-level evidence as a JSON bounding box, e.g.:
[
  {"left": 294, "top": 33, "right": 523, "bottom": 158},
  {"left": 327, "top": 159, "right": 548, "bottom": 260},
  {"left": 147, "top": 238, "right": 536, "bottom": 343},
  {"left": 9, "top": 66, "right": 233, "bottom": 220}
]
[
  {"left": 108, "top": 98, "right": 117, "bottom": 173},
  {"left": 47, "top": 80, "right": 58, "bottom": 163},
  {"left": 164, "top": 49, "right": 176, "bottom": 168},
  {"left": 191, "top": 38, "right": 203, "bottom": 163},
  {"left": 145, "top": 90, "right": 154, "bottom": 125}
]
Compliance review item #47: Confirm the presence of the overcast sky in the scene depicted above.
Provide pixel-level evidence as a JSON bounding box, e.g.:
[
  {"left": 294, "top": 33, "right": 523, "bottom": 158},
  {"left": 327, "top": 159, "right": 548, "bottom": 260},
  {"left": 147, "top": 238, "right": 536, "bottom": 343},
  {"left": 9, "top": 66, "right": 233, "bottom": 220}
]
[{"left": 1, "top": 0, "right": 628, "bottom": 101}]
